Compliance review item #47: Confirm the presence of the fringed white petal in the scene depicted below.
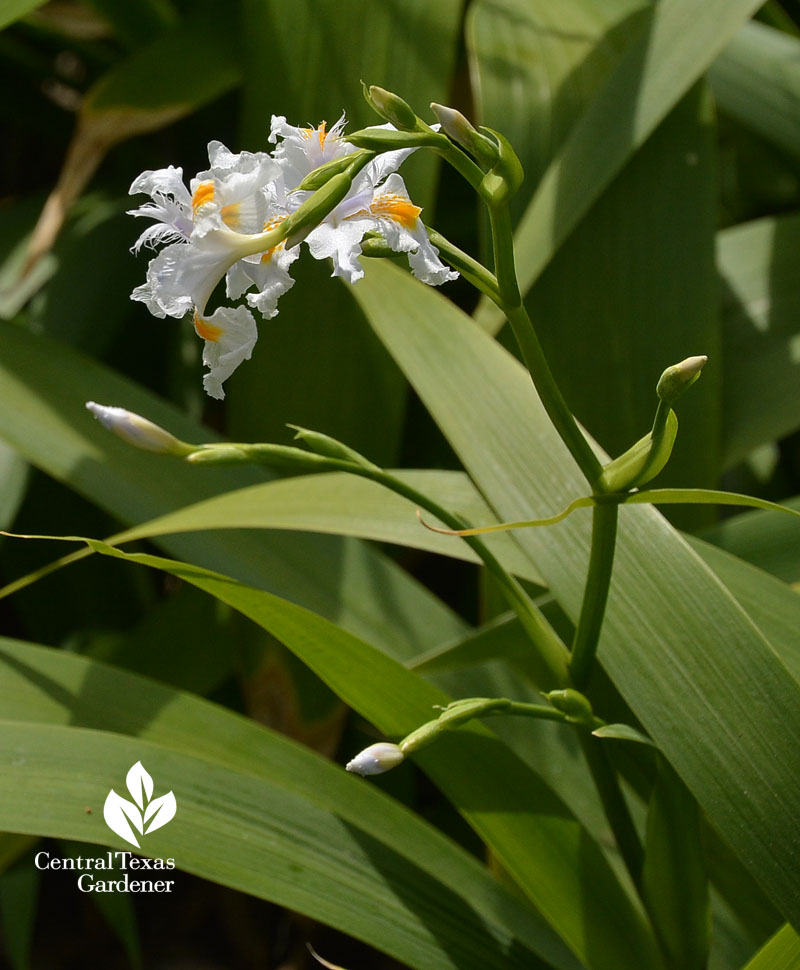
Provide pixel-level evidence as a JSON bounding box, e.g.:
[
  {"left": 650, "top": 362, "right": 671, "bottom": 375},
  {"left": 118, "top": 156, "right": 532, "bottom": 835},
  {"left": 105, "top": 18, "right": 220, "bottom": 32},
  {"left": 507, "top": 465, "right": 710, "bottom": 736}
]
[
  {"left": 364, "top": 174, "right": 458, "bottom": 286},
  {"left": 305, "top": 220, "right": 371, "bottom": 284},
  {"left": 129, "top": 221, "right": 187, "bottom": 254},
  {"left": 243, "top": 245, "right": 301, "bottom": 319},
  {"left": 131, "top": 243, "right": 233, "bottom": 319},
  {"left": 128, "top": 166, "right": 194, "bottom": 250},
  {"left": 407, "top": 233, "right": 459, "bottom": 285},
  {"left": 199, "top": 141, "right": 281, "bottom": 184},
  {"left": 195, "top": 305, "right": 259, "bottom": 400},
  {"left": 191, "top": 153, "right": 279, "bottom": 239},
  {"left": 129, "top": 166, "right": 192, "bottom": 207},
  {"left": 269, "top": 112, "right": 353, "bottom": 184}
]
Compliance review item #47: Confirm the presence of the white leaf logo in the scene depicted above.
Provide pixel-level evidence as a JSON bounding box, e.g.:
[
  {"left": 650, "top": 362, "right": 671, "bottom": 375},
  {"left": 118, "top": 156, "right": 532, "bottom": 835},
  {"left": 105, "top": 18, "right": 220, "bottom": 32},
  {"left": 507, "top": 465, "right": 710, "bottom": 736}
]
[
  {"left": 103, "top": 762, "right": 177, "bottom": 848},
  {"left": 103, "top": 790, "right": 143, "bottom": 847},
  {"left": 143, "top": 791, "right": 177, "bottom": 834},
  {"left": 126, "top": 761, "right": 153, "bottom": 808}
]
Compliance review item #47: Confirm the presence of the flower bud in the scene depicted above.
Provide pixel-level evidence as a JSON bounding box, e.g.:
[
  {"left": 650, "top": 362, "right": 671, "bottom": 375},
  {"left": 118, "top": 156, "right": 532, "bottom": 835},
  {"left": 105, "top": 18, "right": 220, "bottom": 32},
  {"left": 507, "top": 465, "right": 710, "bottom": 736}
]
[
  {"left": 544, "top": 688, "right": 595, "bottom": 726},
  {"left": 430, "top": 103, "right": 499, "bottom": 168},
  {"left": 598, "top": 355, "right": 706, "bottom": 492},
  {"left": 296, "top": 150, "right": 375, "bottom": 192},
  {"left": 290, "top": 425, "right": 380, "bottom": 471},
  {"left": 281, "top": 173, "right": 354, "bottom": 245},
  {"left": 86, "top": 402, "right": 193, "bottom": 455},
  {"left": 346, "top": 742, "right": 405, "bottom": 776},
  {"left": 186, "top": 442, "right": 332, "bottom": 471},
  {"left": 346, "top": 127, "right": 447, "bottom": 152},
  {"left": 363, "top": 84, "right": 418, "bottom": 131},
  {"left": 656, "top": 355, "right": 708, "bottom": 405}
]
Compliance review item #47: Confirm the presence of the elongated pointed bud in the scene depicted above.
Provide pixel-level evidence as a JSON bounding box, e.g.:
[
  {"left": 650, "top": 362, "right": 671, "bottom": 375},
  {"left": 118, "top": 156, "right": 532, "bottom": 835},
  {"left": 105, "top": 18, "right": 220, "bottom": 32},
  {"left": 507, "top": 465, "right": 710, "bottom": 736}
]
[
  {"left": 657, "top": 355, "right": 708, "bottom": 405},
  {"left": 400, "top": 697, "right": 512, "bottom": 754},
  {"left": 289, "top": 425, "right": 380, "bottom": 471},
  {"left": 347, "top": 127, "right": 447, "bottom": 152},
  {"left": 434, "top": 696, "right": 511, "bottom": 727},
  {"left": 86, "top": 402, "right": 193, "bottom": 456},
  {"left": 346, "top": 742, "right": 405, "bottom": 776},
  {"left": 231, "top": 159, "right": 373, "bottom": 258},
  {"left": 281, "top": 173, "right": 354, "bottom": 247},
  {"left": 363, "top": 84, "right": 418, "bottom": 131},
  {"left": 430, "top": 103, "right": 499, "bottom": 168},
  {"left": 398, "top": 719, "right": 445, "bottom": 754},
  {"left": 186, "top": 442, "right": 332, "bottom": 471},
  {"left": 296, "top": 150, "right": 375, "bottom": 191}
]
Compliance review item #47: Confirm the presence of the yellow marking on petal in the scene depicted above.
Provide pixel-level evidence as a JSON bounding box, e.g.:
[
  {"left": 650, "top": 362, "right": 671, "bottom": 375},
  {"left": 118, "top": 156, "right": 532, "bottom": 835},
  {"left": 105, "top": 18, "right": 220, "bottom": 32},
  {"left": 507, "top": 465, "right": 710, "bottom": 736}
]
[
  {"left": 192, "top": 182, "right": 215, "bottom": 212},
  {"left": 301, "top": 121, "right": 328, "bottom": 149},
  {"left": 220, "top": 202, "right": 241, "bottom": 229},
  {"left": 262, "top": 215, "right": 287, "bottom": 232},
  {"left": 194, "top": 311, "right": 223, "bottom": 343},
  {"left": 261, "top": 241, "right": 288, "bottom": 264},
  {"left": 370, "top": 193, "right": 422, "bottom": 230},
  {"left": 260, "top": 214, "right": 288, "bottom": 263}
]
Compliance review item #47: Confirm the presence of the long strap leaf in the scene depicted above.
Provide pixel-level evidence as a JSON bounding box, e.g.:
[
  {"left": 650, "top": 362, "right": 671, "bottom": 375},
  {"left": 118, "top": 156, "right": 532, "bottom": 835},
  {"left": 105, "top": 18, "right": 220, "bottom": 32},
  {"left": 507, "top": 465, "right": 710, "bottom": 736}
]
[
  {"left": 475, "top": 0, "right": 766, "bottom": 332},
  {"left": 0, "top": 534, "right": 666, "bottom": 970}
]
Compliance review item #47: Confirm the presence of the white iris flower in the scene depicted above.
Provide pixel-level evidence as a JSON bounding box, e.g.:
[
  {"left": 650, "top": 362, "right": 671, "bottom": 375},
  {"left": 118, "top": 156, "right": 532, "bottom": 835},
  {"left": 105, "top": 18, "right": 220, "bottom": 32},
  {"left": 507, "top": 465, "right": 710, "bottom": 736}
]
[
  {"left": 269, "top": 113, "right": 354, "bottom": 185},
  {"left": 129, "top": 143, "right": 287, "bottom": 398},
  {"left": 129, "top": 115, "right": 456, "bottom": 398},
  {"left": 270, "top": 114, "right": 456, "bottom": 286},
  {"left": 307, "top": 170, "right": 458, "bottom": 286}
]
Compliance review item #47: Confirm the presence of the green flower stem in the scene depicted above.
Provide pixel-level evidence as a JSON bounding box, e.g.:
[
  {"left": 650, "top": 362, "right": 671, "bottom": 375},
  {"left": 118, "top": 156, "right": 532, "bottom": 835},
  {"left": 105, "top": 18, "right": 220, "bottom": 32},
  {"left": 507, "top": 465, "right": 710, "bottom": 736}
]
[
  {"left": 431, "top": 139, "right": 486, "bottom": 193},
  {"left": 476, "top": 200, "right": 639, "bottom": 888},
  {"left": 373, "top": 469, "right": 571, "bottom": 690},
  {"left": 419, "top": 129, "right": 643, "bottom": 910},
  {"left": 569, "top": 501, "right": 619, "bottom": 688},
  {"left": 425, "top": 228, "right": 501, "bottom": 302},
  {"left": 487, "top": 205, "right": 603, "bottom": 487},
  {"left": 401, "top": 695, "right": 604, "bottom": 755},
  {"left": 487, "top": 202, "right": 521, "bottom": 307},
  {"left": 503, "top": 300, "right": 604, "bottom": 487},
  {"left": 650, "top": 398, "right": 672, "bottom": 441},
  {"left": 500, "top": 700, "right": 591, "bottom": 722},
  {"left": 580, "top": 734, "right": 644, "bottom": 889},
  {"left": 190, "top": 440, "right": 570, "bottom": 689}
]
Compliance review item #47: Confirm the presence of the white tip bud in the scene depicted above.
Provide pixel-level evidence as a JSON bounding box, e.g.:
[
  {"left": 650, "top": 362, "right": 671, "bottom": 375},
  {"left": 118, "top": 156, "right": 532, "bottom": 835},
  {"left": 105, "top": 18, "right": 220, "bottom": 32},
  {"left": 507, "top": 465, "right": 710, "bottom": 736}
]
[
  {"left": 656, "top": 355, "right": 708, "bottom": 404},
  {"left": 86, "top": 402, "right": 192, "bottom": 455},
  {"left": 346, "top": 742, "right": 405, "bottom": 776},
  {"left": 430, "top": 102, "right": 472, "bottom": 137},
  {"left": 430, "top": 103, "right": 498, "bottom": 167}
]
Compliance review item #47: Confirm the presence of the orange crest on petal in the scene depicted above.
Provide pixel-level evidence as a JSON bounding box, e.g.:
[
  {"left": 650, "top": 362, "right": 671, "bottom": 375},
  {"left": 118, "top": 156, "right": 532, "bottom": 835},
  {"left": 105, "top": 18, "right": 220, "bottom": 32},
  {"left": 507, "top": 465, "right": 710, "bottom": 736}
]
[
  {"left": 192, "top": 182, "right": 215, "bottom": 212},
  {"left": 370, "top": 193, "right": 422, "bottom": 230},
  {"left": 194, "top": 312, "right": 223, "bottom": 343}
]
